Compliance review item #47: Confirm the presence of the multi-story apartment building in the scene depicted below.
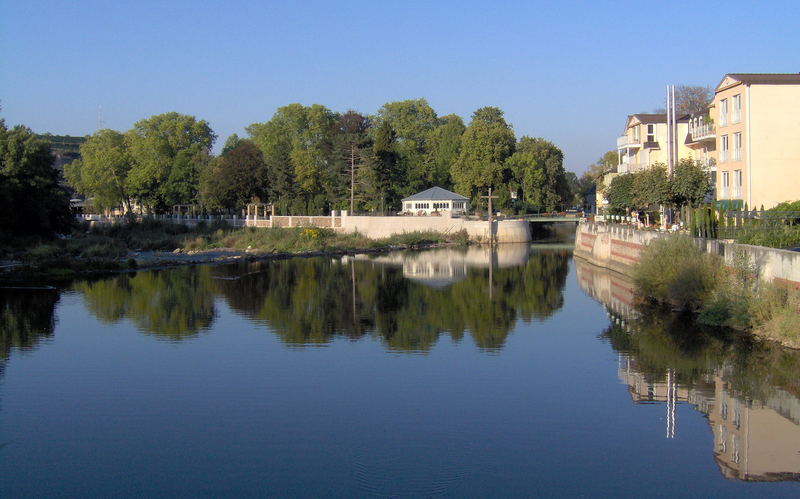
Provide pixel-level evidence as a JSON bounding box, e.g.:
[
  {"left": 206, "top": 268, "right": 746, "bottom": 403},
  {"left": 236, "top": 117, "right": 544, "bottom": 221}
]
[
  {"left": 616, "top": 114, "right": 692, "bottom": 174},
  {"left": 712, "top": 73, "right": 800, "bottom": 209}
]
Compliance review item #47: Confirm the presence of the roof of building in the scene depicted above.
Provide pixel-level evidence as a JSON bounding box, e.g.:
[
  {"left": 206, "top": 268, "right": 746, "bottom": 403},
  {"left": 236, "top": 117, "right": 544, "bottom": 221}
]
[
  {"left": 627, "top": 113, "right": 691, "bottom": 126},
  {"left": 401, "top": 186, "right": 469, "bottom": 202},
  {"left": 724, "top": 73, "right": 800, "bottom": 86}
]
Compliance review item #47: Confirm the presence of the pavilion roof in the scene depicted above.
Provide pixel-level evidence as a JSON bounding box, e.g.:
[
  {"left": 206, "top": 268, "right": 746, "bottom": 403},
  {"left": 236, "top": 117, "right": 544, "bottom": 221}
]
[{"left": 401, "top": 186, "right": 468, "bottom": 202}]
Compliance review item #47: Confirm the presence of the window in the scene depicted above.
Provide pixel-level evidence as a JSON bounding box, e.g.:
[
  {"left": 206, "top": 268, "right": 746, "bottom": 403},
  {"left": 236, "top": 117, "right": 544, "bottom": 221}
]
[
  {"left": 646, "top": 124, "right": 656, "bottom": 142},
  {"left": 719, "top": 98, "right": 728, "bottom": 126},
  {"left": 720, "top": 135, "right": 729, "bottom": 162},
  {"left": 632, "top": 125, "right": 640, "bottom": 142},
  {"left": 721, "top": 171, "right": 730, "bottom": 198},
  {"left": 733, "top": 132, "right": 742, "bottom": 161},
  {"left": 732, "top": 94, "right": 741, "bottom": 123},
  {"left": 734, "top": 170, "right": 743, "bottom": 198}
]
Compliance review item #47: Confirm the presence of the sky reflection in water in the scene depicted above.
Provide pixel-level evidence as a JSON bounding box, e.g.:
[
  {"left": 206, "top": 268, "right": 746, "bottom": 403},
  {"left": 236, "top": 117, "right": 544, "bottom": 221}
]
[{"left": 0, "top": 247, "right": 798, "bottom": 497}]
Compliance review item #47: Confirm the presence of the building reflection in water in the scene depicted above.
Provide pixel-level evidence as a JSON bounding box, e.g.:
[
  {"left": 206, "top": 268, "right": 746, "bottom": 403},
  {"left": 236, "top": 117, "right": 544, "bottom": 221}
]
[
  {"left": 576, "top": 257, "right": 800, "bottom": 482},
  {"left": 351, "top": 244, "right": 533, "bottom": 288}
]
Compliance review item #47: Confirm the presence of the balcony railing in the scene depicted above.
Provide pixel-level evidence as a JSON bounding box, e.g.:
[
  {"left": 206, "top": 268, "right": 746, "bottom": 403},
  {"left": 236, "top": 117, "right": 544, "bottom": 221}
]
[
  {"left": 718, "top": 187, "right": 728, "bottom": 199},
  {"left": 689, "top": 123, "right": 716, "bottom": 141},
  {"left": 733, "top": 186, "right": 742, "bottom": 199},
  {"left": 618, "top": 163, "right": 647, "bottom": 174},
  {"left": 617, "top": 135, "right": 641, "bottom": 149}
]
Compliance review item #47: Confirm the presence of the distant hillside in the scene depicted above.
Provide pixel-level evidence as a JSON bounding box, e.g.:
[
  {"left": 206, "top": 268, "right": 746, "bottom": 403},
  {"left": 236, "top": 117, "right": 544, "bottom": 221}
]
[{"left": 37, "top": 134, "right": 87, "bottom": 171}]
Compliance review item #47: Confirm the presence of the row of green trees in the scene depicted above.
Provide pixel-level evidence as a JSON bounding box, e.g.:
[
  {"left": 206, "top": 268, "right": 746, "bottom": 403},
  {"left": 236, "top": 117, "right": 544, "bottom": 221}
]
[
  {"left": 0, "top": 120, "right": 73, "bottom": 236},
  {"left": 604, "top": 159, "right": 711, "bottom": 218},
  {"left": 65, "top": 100, "right": 573, "bottom": 216}
]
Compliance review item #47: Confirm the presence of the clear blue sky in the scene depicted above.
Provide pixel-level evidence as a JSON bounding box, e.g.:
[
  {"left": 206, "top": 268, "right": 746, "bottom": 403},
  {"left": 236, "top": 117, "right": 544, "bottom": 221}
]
[{"left": 2, "top": 0, "right": 798, "bottom": 173}]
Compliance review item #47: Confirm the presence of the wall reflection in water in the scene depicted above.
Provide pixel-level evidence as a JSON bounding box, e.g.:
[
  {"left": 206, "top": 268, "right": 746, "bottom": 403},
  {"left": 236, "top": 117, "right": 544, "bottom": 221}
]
[{"left": 576, "top": 258, "right": 800, "bottom": 482}]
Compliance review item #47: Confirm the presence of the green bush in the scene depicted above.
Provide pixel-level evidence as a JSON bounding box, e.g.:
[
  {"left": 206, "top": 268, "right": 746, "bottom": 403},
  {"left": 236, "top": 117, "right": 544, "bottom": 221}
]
[{"left": 633, "top": 236, "right": 722, "bottom": 309}]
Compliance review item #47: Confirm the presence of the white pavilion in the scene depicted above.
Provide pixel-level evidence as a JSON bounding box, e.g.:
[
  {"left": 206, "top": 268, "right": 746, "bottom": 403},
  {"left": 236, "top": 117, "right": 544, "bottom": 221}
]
[{"left": 401, "top": 187, "right": 470, "bottom": 216}]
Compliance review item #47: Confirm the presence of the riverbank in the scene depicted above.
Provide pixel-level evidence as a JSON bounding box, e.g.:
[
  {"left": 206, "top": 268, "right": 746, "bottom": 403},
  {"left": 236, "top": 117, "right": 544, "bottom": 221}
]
[
  {"left": 0, "top": 222, "right": 470, "bottom": 282},
  {"left": 573, "top": 222, "right": 800, "bottom": 349}
]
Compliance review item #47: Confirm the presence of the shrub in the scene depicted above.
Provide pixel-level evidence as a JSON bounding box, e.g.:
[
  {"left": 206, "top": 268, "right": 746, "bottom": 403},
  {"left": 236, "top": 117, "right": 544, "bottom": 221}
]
[{"left": 633, "top": 236, "right": 722, "bottom": 309}]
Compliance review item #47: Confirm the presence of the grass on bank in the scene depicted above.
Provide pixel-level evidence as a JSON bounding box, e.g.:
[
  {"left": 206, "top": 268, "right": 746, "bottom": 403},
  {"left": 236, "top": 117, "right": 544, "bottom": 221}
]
[
  {"left": 633, "top": 235, "right": 800, "bottom": 347},
  {"left": 182, "top": 226, "right": 469, "bottom": 253}
]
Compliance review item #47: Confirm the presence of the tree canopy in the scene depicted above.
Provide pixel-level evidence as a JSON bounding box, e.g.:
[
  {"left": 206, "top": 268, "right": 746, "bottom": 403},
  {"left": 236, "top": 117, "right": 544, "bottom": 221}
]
[
  {"left": 62, "top": 101, "right": 568, "bottom": 216},
  {"left": 451, "top": 107, "right": 515, "bottom": 202},
  {"left": 506, "top": 137, "right": 569, "bottom": 212},
  {"left": 0, "top": 122, "right": 72, "bottom": 236}
]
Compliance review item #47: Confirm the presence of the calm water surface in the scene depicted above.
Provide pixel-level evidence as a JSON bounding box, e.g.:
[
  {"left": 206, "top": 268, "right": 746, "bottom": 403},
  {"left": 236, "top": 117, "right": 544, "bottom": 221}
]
[{"left": 1, "top": 245, "right": 799, "bottom": 497}]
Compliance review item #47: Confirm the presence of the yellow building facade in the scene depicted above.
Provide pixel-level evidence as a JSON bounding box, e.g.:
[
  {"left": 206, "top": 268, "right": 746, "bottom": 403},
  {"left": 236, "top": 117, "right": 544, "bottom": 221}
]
[
  {"left": 713, "top": 73, "right": 800, "bottom": 209},
  {"left": 616, "top": 114, "right": 692, "bottom": 174}
]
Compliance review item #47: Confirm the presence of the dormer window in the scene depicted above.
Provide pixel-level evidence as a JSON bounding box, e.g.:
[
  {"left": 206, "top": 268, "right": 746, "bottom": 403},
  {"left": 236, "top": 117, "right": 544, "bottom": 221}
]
[{"left": 646, "top": 124, "right": 656, "bottom": 142}]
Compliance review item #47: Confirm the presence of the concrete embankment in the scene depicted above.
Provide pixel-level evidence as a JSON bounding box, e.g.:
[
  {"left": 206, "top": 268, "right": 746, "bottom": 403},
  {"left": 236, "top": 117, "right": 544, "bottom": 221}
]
[
  {"left": 574, "top": 222, "right": 800, "bottom": 289},
  {"left": 261, "top": 213, "right": 530, "bottom": 243}
]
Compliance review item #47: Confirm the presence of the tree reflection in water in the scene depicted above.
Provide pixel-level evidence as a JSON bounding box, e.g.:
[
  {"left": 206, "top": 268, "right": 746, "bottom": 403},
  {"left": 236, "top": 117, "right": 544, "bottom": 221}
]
[
  {"left": 576, "top": 258, "right": 800, "bottom": 481},
  {"left": 72, "top": 267, "right": 216, "bottom": 341},
  {"left": 0, "top": 288, "right": 59, "bottom": 362},
  {"left": 63, "top": 247, "right": 571, "bottom": 352},
  {"left": 212, "top": 247, "right": 571, "bottom": 352}
]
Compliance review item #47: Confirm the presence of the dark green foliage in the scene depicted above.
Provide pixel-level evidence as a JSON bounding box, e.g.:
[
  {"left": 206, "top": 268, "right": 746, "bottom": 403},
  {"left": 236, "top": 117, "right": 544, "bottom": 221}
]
[
  {"left": 125, "top": 112, "right": 216, "bottom": 212},
  {"left": 633, "top": 236, "right": 721, "bottom": 309},
  {"left": 606, "top": 174, "right": 635, "bottom": 213},
  {"left": 671, "top": 158, "right": 710, "bottom": 207},
  {"left": 0, "top": 122, "right": 73, "bottom": 236},
  {"left": 633, "top": 164, "right": 670, "bottom": 213},
  {"left": 451, "top": 107, "right": 516, "bottom": 204},
  {"left": 200, "top": 141, "right": 268, "bottom": 213},
  {"left": 507, "top": 137, "right": 569, "bottom": 212}
]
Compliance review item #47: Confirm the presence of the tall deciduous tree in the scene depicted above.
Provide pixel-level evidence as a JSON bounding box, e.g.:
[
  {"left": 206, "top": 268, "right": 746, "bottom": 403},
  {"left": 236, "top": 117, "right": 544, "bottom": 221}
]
[
  {"left": 372, "top": 99, "right": 438, "bottom": 195},
  {"left": 633, "top": 164, "right": 670, "bottom": 213},
  {"left": 451, "top": 107, "right": 515, "bottom": 203},
  {"left": 364, "top": 121, "right": 402, "bottom": 213},
  {"left": 65, "top": 129, "right": 133, "bottom": 213},
  {"left": 670, "top": 158, "right": 710, "bottom": 208},
  {"left": 0, "top": 122, "right": 72, "bottom": 235},
  {"left": 655, "top": 85, "right": 713, "bottom": 116},
  {"left": 424, "top": 114, "right": 465, "bottom": 189},
  {"left": 246, "top": 104, "right": 337, "bottom": 214},
  {"left": 126, "top": 112, "right": 215, "bottom": 212},
  {"left": 606, "top": 173, "right": 635, "bottom": 214},
  {"left": 200, "top": 141, "right": 269, "bottom": 213},
  {"left": 506, "top": 137, "right": 569, "bottom": 212}
]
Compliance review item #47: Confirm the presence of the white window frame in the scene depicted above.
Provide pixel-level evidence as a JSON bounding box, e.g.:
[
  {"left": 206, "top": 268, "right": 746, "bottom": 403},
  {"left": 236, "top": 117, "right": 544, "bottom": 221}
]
[
  {"left": 734, "top": 170, "right": 743, "bottom": 199},
  {"left": 733, "top": 132, "right": 742, "bottom": 161},
  {"left": 732, "top": 94, "right": 741, "bottom": 123},
  {"left": 719, "top": 98, "right": 728, "bottom": 127},
  {"left": 720, "top": 135, "right": 729, "bottom": 162}
]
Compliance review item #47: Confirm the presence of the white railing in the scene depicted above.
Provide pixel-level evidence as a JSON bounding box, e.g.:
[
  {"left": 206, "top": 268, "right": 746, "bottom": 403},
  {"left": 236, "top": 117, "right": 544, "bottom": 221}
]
[
  {"left": 733, "top": 186, "right": 742, "bottom": 199},
  {"left": 618, "top": 163, "right": 647, "bottom": 174},
  {"left": 718, "top": 187, "right": 728, "bottom": 199},
  {"left": 617, "top": 135, "right": 641, "bottom": 149},
  {"left": 77, "top": 214, "right": 248, "bottom": 227},
  {"left": 689, "top": 123, "right": 715, "bottom": 141}
]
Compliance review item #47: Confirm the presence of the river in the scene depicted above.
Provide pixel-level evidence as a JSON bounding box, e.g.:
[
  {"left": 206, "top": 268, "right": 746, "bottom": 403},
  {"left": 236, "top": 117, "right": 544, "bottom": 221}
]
[{"left": 1, "top": 245, "right": 798, "bottom": 496}]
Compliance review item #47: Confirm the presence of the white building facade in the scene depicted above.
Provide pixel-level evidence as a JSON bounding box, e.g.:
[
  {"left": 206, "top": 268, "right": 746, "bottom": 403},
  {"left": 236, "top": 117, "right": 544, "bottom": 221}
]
[{"left": 401, "top": 187, "right": 470, "bottom": 216}]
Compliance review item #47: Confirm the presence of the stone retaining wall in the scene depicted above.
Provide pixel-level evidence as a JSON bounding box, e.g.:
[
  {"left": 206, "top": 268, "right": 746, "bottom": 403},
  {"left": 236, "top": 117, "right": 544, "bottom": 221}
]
[
  {"left": 340, "top": 215, "right": 530, "bottom": 243},
  {"left": 574, "top": 222, "right": 800, "bottom": 289}
]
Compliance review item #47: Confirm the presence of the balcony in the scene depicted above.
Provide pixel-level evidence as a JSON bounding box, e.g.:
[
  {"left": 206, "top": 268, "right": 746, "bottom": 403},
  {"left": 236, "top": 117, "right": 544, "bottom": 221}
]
[
  {"left": 718, "top": 186, "right": 728, "bottom": 199},
  {"left": 618, "top": 163, "right": 647, "bottom": 174},
  {"left": 688, "top": 123, "right": 716, "bottom": 142},
  {"left": 733, "top": 186, "right": 742, "bottom": 199},
  {"left": 617, "top": 135, "right": 641, "bottom": 149}
]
